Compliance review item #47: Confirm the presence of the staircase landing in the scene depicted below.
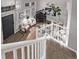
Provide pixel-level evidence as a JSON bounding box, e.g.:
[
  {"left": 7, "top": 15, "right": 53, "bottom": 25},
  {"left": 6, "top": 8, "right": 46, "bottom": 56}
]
[{"left": 46, "top": 40, "right": 76, "bottom": 59}]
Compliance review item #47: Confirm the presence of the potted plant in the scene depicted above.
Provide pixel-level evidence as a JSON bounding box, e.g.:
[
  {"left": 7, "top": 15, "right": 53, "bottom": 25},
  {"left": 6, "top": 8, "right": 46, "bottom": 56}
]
[{"left": 46, "top": 3, "right": 62, "bottom": 23}]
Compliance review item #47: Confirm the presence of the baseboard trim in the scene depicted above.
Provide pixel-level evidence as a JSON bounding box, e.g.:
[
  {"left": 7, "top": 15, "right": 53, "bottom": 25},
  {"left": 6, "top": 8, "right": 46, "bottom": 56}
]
[
  {"left": 49, "top": 38, "right": 77, "bottom": 53},
  {"left": 65, "top": 46, "right": 77, "bottom": 53}
]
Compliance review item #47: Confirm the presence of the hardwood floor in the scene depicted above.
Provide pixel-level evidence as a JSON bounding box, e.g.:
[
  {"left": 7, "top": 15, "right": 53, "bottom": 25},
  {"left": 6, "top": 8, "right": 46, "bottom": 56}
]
[
  {"left": 3, "top": 22, "right": 49, "bottom": 44},
  {"left": 3, "top": 26, "right": 36, "bottom": 44},
  {"left": 46, "top": 40, "right": 77, "bottom": 59},
  {"left": 3, "top": 22, "right": 51, "bottom": 44}
]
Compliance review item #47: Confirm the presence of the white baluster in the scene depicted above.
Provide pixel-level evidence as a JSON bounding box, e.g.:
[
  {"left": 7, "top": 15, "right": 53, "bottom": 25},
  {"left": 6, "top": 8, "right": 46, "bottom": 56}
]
[
  {"left": 1, "top": 51, "right": 6, "bottom": 59},
  {"left": 27, "top": 46, "right": 30, "bottom": 59},
  {"left": 32, "top": 44, "right": 34, "bottom": 59},
  {"left": 21, "top": 47, "right": 25, "bottom": 59},
  {"left": 44, "top": 40, "right": 46, "bottom": 59},
  {"left": 57, "top": 26, "right": 59, "bottom": 41},
  {"left": 52, "top": 23, "right": 54, "bottom": 37},
  {"left": 51, "top": 23, "right": 53, "bottom": 36},
  {"left": 35, "top": 43, "right": 37, "bottom": 59},
  {"left": 13, "top": 49, "right": 17, "bottom": 59},
  {"left": 37, "top": 42, "right": 40, "bottom": 59}
]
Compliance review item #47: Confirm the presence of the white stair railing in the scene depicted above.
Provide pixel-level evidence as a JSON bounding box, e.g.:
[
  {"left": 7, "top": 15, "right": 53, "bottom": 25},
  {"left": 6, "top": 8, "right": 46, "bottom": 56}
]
[
  {"left": 1, "top": 23, "right": 69, "bottom": 59},
  {"left": 1, "top": 37, "right": 48, "bottom": 59},
  {"left": 36, "top": 22, "right": 68, "bottom": 46}
]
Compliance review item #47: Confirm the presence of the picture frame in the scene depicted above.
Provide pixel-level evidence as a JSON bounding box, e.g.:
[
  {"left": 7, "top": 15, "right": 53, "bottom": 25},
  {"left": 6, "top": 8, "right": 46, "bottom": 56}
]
[
  {"left": 25, "top": 3, "right": 29, "bottom": 7},
  {"left": 31, "top": 2, "right": 35, "bottom": 6}
]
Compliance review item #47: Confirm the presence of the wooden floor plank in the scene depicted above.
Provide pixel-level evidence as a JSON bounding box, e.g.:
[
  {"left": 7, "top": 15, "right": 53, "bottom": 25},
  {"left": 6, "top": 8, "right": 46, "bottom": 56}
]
[
  {"left": 46, "top": 40, "right": 76, "bottom": 59},
  {"left": 3, "top": 26, "right": 36, "bottom": 44}
]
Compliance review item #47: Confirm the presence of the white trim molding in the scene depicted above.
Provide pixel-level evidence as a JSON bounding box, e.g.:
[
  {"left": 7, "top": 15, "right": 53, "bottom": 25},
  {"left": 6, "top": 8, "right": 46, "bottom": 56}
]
[{"left": 66, "top": 0, "right": 72, "bottom": 46}]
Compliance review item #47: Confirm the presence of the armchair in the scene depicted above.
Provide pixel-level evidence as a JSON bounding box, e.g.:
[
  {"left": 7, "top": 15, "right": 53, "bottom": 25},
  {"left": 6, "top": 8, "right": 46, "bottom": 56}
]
[
  {"left": 20, "top": 18, "right": 30, "bottom": 32},
  {"left": 28, "top": 18, "right": 36, "bottom": 26},
  {"left": 19, "top": 18, "right": 36, "bottom": 32}
]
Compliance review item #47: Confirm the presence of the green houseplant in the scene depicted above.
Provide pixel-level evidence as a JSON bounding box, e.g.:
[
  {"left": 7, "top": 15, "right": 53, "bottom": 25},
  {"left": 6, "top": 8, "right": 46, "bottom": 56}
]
[{"left": 46, "top": 3, "right": 62, "bottom": 22}]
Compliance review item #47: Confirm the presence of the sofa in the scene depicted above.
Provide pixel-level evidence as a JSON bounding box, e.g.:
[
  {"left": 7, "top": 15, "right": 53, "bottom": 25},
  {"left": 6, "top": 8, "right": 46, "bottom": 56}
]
[{"left": 19, "top": 18, "right": 36, "bottom": 32}]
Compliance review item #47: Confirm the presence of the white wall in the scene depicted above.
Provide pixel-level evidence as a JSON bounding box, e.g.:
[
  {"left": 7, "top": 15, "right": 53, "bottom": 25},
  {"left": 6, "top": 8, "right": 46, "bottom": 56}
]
[
  {"left": 1, "top": 0, "right": 36, "bottom": 41},
  {"left": 15, "top": 0, "right": 36, "bottom": 32},
  {"left": 1, "top": 0, "right": 15, "bottom": 7},
  {"left": 68, "top": 0, "right": 77, "bottom": 51},
  {"left": 36, "top": 0, "right": 52, "bottom": 10}
]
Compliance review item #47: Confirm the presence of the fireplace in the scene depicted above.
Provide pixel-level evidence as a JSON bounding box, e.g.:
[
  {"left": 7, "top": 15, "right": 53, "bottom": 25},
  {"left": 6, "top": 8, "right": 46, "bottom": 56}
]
[{"left": 2, "top": 14, "right": 14, "bottom": 40}]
